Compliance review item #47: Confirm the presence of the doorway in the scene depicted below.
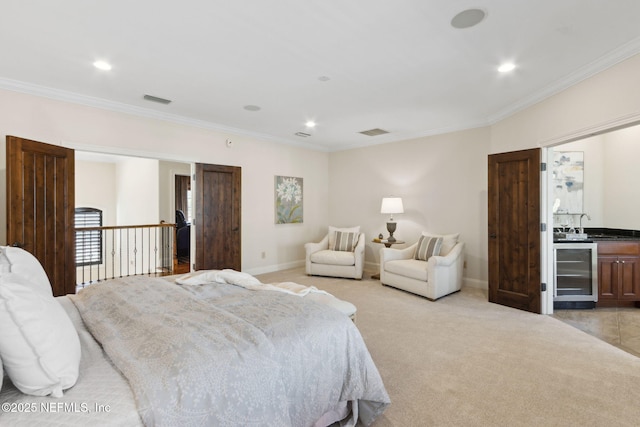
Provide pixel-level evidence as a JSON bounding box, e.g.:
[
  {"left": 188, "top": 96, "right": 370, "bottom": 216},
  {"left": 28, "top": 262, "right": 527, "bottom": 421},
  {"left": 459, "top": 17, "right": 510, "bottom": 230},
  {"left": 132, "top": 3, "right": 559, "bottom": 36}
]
[
  {"left": 174, "top": 174, "right": 191, "bottom": 274},
  {"left": 542, "top": 120, "right": 640, "bottom": 314}
]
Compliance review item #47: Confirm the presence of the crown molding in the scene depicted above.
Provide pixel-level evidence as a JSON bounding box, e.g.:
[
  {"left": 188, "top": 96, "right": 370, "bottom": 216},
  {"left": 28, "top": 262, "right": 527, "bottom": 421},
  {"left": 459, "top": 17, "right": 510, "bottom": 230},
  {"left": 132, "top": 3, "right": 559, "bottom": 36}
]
[
  {"left": 538, "top": 111, "right": 640, "bottom": 147},
  {"left": 487, "top": 36, "right": 640, "bottom": 125},
  {"left": 0, "top": 77, "right": 332, "bottom": 153}
]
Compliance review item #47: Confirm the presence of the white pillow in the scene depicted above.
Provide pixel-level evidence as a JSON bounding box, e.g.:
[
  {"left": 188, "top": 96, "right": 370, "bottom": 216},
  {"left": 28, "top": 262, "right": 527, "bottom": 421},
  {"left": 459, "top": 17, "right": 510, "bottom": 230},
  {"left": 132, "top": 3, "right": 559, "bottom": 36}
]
[
  {"left": 1, "top": 246, "right": 52, "bottom": 296},
  {"left": 328, "top": 226, "right": 360, "bottom": 250},
  {"left": 0, "top": 249, "right": 10, "bottom": 274},
  {"left": 421, "top": 232, "right": 459, "bottom": 256},
  {"left": 0, "top": 273, "right": 81, "bottom": 397}
]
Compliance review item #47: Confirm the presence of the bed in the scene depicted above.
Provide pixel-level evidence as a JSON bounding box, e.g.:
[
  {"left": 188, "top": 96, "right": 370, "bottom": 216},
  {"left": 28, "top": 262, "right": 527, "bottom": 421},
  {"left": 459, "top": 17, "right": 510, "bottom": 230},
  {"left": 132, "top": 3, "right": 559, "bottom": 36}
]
[{"left": 0, "top": 247, "right": 390, "bottom": 426}]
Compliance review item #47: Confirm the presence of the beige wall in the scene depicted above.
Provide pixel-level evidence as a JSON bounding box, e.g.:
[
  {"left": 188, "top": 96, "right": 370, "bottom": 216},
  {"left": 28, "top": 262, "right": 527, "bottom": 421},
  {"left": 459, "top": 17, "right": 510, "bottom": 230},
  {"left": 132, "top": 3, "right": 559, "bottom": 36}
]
[
  {"left": 75, "top": 160, "right": 117, "bottom": 227},
  {"left": 0, "top": 89, "right": 330, "bottom": 275},
  {"left": 552, "top": 126, "right": 640, "bottom": 231},
  {"left": 77, "top": 156, "right": 183, "bottom": 228},
  {"left": 115, "top": 157, "right": 160, "bottom": 226},
  {"left": 491, "top": 54, "right": 640, "bottom": 153},
  {"left": 330, "top": 53, "right": 640, "bottom": 288},
  {"left": 158, "top": 160, "right": 192, "bottom": 224},
  {"left": 328, "top": 127, "right": 490, "bottom": 287},
  {"left": 602, "top": 125, "right": 640, "bottom": 229}
]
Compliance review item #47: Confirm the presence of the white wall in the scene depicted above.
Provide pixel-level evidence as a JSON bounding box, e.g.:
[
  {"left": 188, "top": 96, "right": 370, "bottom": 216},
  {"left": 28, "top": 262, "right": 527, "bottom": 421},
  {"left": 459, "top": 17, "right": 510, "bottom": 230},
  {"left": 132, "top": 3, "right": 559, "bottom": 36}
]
[
  {"left": 329, "top": 127, "right": 490, "bottom": 287},
  {"left": 115, "top": 157, "right": 160, "bottom": 226},
  {"left": 552, "top": 126, "right": 640, "bottom": 231},
  {"left": 491, "top": 54, "right": 640, "bottom": 154},
  {"left": 158, "top": 160, "right": 192, "bottom": 224},
  {"left": 75, "top": 160, "right": 117, "bottom": 226},
  {"left": 329, "top": 53, "right": 640, "bottom": 289},
  {"left": 603, "top": 125, "right": 640, "bottom": 229},
  {"left": 0, "top": 88, "right": 330, "bottom": 274}
]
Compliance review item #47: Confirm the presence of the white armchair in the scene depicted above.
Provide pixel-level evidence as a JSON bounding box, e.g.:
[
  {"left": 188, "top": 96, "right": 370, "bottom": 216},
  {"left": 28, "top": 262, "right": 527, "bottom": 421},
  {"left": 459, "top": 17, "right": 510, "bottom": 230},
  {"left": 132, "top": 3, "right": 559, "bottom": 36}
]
[
  {"left": 305, "top": 227, "right": 365, "bottom": 280},
  {"left": 380, "top": 233, "right": 464, "bottom": 300}
]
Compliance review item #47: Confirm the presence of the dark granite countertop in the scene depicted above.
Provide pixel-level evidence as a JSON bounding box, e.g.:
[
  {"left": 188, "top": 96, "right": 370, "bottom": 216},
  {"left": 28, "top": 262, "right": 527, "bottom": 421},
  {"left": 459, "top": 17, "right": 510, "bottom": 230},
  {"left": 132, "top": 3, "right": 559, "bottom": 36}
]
[
  {"left": 554, "top": 228, "right": 640, "bottom": 243},
  {"left": 586, "top": 227, "right": 640, "bottom": 241}
]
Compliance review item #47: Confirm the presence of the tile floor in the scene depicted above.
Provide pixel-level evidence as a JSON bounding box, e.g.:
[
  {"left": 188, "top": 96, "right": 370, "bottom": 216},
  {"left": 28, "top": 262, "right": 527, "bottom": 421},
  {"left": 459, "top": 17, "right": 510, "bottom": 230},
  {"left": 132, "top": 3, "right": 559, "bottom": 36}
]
[{"left": 553, "top": 307, "right": 640, "bottom": 357}]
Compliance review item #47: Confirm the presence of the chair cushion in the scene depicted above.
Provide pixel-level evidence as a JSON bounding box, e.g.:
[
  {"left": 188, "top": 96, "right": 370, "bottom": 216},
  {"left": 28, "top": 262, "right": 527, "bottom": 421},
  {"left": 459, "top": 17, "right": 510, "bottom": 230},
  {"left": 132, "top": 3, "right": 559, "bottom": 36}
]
[
  {"left": 310, "top": 249, "right": 356, "bottom": 266},
  {"left": 328, "top": 225, "right": 360, "bottom": 250},
  {"left": 385, "top": 259, "right": 429, "bottom": 281},
  {"left": 422, "top": 232, "right": 459, "bottom": 256},
  {"left": 331, "top": 231, "right": 360, "bottom": 252},
  {"left": 414, "top": 235, "right": 442, "bottom": 261}
]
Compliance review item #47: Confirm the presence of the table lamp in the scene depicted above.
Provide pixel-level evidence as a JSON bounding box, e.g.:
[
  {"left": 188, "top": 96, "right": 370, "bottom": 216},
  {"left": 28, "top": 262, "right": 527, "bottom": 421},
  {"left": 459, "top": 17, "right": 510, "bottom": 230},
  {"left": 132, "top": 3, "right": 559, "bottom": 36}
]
[{"left": 381, "top": 197, "right": 404, "bottom": 242}]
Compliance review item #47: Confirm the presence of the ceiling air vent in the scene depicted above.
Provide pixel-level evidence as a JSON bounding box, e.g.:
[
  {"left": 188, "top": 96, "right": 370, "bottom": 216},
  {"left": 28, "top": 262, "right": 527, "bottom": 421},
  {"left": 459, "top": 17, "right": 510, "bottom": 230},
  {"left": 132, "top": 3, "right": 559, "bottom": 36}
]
[
  {"left": 295, "top": 132, "right": 311, "bottom": 138},
  {"left": 143, "top": 94, "right": 172, "bottom": 104},
  {"left": 359, "top": 128, "right": 389, "bottom": 137}
]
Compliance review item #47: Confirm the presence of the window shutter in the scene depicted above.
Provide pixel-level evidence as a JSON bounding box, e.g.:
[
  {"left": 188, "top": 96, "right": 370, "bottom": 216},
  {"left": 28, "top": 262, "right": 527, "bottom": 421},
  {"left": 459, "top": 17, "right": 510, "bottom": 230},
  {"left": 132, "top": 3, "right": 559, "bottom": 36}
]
[{"left": 75, "top": 207, "right": 103, "bottom": 266}]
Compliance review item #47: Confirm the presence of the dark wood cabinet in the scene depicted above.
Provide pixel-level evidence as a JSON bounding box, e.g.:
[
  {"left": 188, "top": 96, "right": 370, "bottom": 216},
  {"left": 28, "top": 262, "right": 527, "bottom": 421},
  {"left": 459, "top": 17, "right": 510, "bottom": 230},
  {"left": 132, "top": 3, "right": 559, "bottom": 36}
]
[{"left": 597, "top": 241, "right": 640, "bottom": 306}]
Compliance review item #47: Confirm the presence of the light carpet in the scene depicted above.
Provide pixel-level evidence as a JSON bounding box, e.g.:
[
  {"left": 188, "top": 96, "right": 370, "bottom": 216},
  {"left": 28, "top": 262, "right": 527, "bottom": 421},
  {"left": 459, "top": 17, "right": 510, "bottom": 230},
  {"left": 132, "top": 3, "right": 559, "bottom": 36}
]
[{"left": 257, "top": 268, "right": 640, "bottom": 427}]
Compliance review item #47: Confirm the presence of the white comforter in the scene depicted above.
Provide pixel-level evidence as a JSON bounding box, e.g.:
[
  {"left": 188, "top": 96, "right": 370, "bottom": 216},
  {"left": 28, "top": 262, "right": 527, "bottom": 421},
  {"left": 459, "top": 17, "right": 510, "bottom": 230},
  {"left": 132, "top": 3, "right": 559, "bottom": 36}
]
[
  {"left": 176, "top": 268, "right": 331, "bottom": 296},
  {"left": 69, "top": 275, "right": 389, "bottom": 426}
]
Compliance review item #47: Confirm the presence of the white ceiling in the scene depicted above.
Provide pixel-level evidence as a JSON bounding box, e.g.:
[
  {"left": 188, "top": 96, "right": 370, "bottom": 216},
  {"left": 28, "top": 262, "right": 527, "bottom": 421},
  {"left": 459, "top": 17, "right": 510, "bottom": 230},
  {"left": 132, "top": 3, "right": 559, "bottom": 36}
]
[{"left": 2, "top": 0, "right": 640, "bottom": 152}]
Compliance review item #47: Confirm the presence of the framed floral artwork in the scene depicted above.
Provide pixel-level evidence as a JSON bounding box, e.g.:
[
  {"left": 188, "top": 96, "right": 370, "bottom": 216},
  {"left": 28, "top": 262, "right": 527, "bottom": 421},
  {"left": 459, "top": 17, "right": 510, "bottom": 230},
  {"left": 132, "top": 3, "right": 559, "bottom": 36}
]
[{"left": 275, "top": 176, "right": 303, "bottom": 224}]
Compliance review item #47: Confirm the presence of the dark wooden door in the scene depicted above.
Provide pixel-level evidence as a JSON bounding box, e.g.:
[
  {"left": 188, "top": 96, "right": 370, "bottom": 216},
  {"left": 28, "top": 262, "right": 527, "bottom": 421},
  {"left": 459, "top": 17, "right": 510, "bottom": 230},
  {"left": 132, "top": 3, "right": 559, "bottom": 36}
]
[
  {"left": 194, "top": 163, "right": 241, "bottom": 271},
  {"left": 488, "top": 148, "right": 541, "bottom": 313},
  {"left": 6, "top": 136, "right": 76, "bottom": 296}
]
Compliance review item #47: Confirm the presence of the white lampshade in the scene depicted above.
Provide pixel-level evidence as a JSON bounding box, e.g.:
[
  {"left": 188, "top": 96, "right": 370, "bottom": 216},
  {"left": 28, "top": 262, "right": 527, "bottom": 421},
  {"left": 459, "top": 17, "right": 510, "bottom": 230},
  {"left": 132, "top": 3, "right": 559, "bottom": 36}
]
[{"left": 380, "top": 197, "right": 404, "bottom": 215}]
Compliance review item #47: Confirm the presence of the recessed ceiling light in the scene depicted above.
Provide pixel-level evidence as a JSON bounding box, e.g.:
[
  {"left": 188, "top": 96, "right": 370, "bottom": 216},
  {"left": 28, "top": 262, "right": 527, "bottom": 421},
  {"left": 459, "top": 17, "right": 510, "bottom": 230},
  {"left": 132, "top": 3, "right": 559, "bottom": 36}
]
[
  {"left": 93, "top": 60, "right": 112, "bottom": 71},
  {"left": 451, "top": 9, "right": 486, "bottom": 29},
  {"left": 305, "top": 120, "right": 316, "bottom": 128},
  {"left": 243, "top": 105, "right": 261, "bottom": 112},
  {"left": 498, "top": 62, "right": 516, "bottom": 73}
]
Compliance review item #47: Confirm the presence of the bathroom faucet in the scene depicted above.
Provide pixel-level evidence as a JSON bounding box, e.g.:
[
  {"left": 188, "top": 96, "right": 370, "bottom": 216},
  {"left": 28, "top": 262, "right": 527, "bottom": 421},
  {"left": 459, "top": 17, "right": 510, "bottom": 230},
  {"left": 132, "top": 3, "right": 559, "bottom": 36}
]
[{"left": 579, "top": 213, "right": 591, "bottom": 234}]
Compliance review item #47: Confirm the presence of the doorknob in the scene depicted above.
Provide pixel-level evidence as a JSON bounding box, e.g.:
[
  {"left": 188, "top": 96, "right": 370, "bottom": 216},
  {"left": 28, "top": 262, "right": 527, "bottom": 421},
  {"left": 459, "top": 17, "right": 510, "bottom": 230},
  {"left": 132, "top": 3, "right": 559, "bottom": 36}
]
[{"left": 489, "top": 233, "right": 497, "bottom": 238}]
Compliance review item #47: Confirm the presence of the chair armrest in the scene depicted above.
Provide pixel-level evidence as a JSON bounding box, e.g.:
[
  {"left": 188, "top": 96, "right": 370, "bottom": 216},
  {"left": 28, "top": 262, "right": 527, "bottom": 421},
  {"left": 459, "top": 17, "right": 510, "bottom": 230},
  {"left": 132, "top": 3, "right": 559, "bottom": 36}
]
[
  {"left": 381, "top": 243, "right": 417, "bottom": 263},
  {"left": 426, "top": 241, "right": 465, "bottom": 295},
  {"left": 305, "top": 234, "right": 329, "bottom": 256},
  {"left": 354, "top": 233, "right": 366, "bottom": 253},
  {"left": 427, "top": 241, "right": 464, "bottom": 268},
  {"left": 353, "top": 233, "right": 365, "bottom": 277}
]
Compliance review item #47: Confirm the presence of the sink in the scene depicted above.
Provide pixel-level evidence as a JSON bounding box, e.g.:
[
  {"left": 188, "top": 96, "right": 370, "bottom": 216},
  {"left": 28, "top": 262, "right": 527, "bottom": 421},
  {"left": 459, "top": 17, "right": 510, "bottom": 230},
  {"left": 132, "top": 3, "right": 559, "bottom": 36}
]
[{"left": 565, "top": 233, "right": 588, "bottom": 240}]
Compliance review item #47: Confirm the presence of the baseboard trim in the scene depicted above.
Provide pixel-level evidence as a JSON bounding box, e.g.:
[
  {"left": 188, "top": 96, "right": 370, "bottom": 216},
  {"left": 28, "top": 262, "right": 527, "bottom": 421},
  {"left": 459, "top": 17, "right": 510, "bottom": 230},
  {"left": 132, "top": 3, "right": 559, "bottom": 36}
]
[
  {"left": 244, "top": 260, "right": 305, "bottom": 276},
  {"left": 464, "top": 277, "right": 488, "bottom": 290},
  {"left": 245, "top": 261, "right": 488, "bottom": 290}
]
